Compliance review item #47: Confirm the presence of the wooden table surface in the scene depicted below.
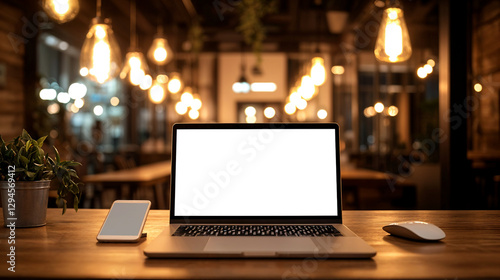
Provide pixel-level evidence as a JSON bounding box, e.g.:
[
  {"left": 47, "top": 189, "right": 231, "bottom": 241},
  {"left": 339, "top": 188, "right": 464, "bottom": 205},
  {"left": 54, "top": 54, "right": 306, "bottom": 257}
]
[{"left": 1, "top": 209, "right": 500, "bottom": 279}]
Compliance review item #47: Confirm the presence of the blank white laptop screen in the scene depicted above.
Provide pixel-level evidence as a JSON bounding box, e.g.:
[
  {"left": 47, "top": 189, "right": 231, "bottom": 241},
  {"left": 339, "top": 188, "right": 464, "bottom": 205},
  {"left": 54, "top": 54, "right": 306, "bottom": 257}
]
[{"left": 174, "top": 128, "right": 338, "bottom": 216}]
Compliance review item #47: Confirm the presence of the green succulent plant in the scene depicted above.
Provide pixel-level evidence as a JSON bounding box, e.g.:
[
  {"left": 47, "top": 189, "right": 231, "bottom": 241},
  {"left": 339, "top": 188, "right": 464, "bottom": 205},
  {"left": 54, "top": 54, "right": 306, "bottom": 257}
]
[{"left": 0, "top": 130, "right": 81, "bottom": 214}]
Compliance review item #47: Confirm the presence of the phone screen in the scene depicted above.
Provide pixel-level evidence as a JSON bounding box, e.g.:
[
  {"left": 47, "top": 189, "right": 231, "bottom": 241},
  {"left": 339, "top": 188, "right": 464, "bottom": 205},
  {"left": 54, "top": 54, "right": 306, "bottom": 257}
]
[{"left": 99, "top": 201, "right": 150, "bottom": 237}]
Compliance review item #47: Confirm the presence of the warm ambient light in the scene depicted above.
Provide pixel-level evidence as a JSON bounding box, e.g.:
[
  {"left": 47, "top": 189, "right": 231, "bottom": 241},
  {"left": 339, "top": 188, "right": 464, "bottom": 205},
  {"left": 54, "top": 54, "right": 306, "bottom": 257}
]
[
  {"left": 246, "top": 115, "right": 257, "bottom": 123},
  {"left": 139, "top": 74, "right": 153, "bottom": 90},
  {"left": 387, "top": 105, "right": 399, "bottom": 117},
  {"left": 74, "top": 98, "right": 84, "bottom": 108},
  {"left": 296, "top": 98, "right": 308, "bottom": 110},
  {"left": 188, "top": 109, "right": 200, "bottom": 120},
  {"left": 148, "top": 37, "right": 174, "bottom": 66},
  {"left": 424, "top": 64, "right": 433, "bottom": 74},
  {"left": 474, "top": 83, "right": 483, "bottom": 92},
  {"left": 39, "top": 89, "right": 57, "bottom": 100},
  {"left": 110, "top": 96, "right": 120, "bottom": 106},
  {"left": 250, "top": 82, "right": 277, "bottom": 92},
  {"left": 284, "top": 103, "right": 296, "bottom": 115},
  {"left": 289, "top": 91, "right": 302, "bottom": 106},
  {"left": 191, "top": 98, "right": 202, "bottom": 111},
  {"left": 417, "top": 67, "right": 427, "bottom": 79},
  {"left": 148, "top": 25, "right": 174, "bottom": 66},
  {"left": 70, "top": 103, "right": 79, "bottom": 113},
  {"left": 181, "top": 87, "right": 194, "bottom": 106},
  {"left": 317, "top": 109, "right": 328, "bottom": 120},
  {"left": 364, "top": 106, "right": 376, "bottom": 118},
  {"left": 427, "top": 59, "right": 436, "bottom": 67},
  {"left": 120, "top": 52, "right": 149, "bottom": 86},
  {"left": 167, "top": 72, "right": 182, "bottom": 94},
  {"left": 175, "top": 101, "right": 188, "bottom": 115},
  {"left": 310, "top": 57, "right": 326, "bottom": 86},
  {"left": 233, "top": 78, "right": 250, "bottom": 94},
  {"left": 68, "top": 83, "right": 87, "bottom": 99},
  {"left": 374, "top": 102, "right": 385, "bottom": 113},
  {"left": 331, "top": 65, "right": 345, "bottom": 75},
  {"left": 93, "top": 105, "right": 104, "bottom": 116},
  {"left": 79, "top": 67, "right": 89, "bottom": 77},
  {"left": 47, "top": 103, "right": 60, "bottom": 115},
  {"left": 80, "top": 19, "right": 122, "bottom": 84},
  {"left": 374, "top": 7, "right": 412, "bottom": 63},
  {"left": 57, "top": 92, "right": 70, "bottom": 104},
  {"left": 298, "top": 75, "right": 316, "bottom": 101},
  {"left": 263, "top": 107, "right": 276, "bottom": 119},
  {"left": 149, "top": 78, "right": 167, "bottom": 104},
  {"left": 244, "top": 106, "right": 256, "bottom": 116},
  {"left": 43, "top": 0, "right": 79, "bottom": 23}
]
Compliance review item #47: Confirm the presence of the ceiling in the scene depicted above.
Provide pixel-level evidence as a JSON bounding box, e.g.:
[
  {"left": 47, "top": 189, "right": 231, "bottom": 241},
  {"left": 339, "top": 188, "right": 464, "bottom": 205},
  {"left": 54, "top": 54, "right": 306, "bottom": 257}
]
[{"left": 9, "top": 0, "right": 439, "bottom": 58}]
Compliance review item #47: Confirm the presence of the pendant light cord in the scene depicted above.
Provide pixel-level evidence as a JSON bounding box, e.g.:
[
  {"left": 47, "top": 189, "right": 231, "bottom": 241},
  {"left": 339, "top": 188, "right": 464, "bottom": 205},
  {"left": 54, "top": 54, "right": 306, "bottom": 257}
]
[
  {"left": 130, "top": 0, "right": 137, "bottom": 49},
  {"left": 96, "top": 0, "right": 101, "bottom": 18}
]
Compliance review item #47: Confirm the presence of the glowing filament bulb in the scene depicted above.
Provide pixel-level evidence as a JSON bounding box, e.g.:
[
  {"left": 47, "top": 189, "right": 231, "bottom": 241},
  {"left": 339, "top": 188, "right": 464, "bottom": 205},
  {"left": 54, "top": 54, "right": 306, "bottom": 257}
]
[
  {"left": 374, "top": 7, "right": 412, "bottom": 63},
  {"left": 92, "top": 40, "right": 111, "bottom": 84},
  {"left": 54, "top": 0, "right": 69, "bottom": 14},
  {"left": 385, "top": 21, "right": 403, "bottom": 62}
]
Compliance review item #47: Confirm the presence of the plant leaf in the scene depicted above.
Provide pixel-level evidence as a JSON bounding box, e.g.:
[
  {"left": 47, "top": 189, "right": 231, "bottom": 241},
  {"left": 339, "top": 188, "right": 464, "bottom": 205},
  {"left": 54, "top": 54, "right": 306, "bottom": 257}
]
[
  {"left": 21, "top": 129, "right": 31, "bottom": 140},
  {"left": 37, "top": 135, "right": 47, "bottom": 147},
  {"left": 53, "top": 146, "right": 61, "bottom": 164}
]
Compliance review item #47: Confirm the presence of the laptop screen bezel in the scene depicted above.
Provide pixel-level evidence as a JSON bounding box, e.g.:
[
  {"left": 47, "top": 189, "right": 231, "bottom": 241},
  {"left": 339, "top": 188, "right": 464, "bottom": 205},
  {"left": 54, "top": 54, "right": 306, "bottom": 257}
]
[{"left": 169, "top": 123, "right": 343, "bottom": 224}]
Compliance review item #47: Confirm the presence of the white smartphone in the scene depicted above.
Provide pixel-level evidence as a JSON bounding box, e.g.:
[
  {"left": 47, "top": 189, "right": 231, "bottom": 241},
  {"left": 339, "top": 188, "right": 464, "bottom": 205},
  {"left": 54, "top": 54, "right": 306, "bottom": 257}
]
[{"left": 97, "top": 200, "right": 151, "bottom": 242}]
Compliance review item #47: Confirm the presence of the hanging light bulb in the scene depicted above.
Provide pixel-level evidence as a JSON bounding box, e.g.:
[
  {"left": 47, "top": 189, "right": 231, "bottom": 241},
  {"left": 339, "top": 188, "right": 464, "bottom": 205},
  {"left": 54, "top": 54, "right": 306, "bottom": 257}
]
[
  {"left": 233, "top": 52, "right": 250, "bottom": 94},
  {"left": 298, "top": 75, "right": 316, "bottom": 101},
  {"left": 139, "top": 74, "right": 153, "bottom": 90},
  {"left": 120, "top": 0, "right": 149, "bottom": 86},
  {"left": 310, "top": 57, "right": 326, "bottom": 86},
  {"left": 120, "top": 52, "right": 149, "bottom": 86},
  {"left": 80, "top": 0, "right": 122, "bottom": 84},
  {"left": 167, "top": 72, "right": 183, "bottom": 94},
  {"left": 232, "top": 75, "right": 250, "bottom": 94},
  {"left": 43, "top": 0, "right": 79, "bottom": 24},
  {"left": 149, "top": 76, "right": 167, "bottom": 104},
  {"left": 148, "top": 26, "right": 174, "bottom": 66},
  {"left": 374, "top": 3, "right": 412, "bottom": 63},
  {"left": 180, "top": 87, "right": 194, "bottom": 107}
]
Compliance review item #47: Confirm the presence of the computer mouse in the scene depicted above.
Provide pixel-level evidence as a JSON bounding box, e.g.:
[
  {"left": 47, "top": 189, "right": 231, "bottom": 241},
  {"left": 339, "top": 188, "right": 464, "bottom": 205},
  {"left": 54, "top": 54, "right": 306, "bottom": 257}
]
[{"left": 383, "top": 221, "right": 446, "bottom": 241}]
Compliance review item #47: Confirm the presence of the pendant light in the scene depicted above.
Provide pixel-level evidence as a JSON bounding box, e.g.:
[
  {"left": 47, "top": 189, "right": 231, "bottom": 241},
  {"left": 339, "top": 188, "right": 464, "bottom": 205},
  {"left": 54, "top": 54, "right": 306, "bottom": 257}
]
[
  {"left": 374, "top": 0, "right": 412, "bottom": 63},
  {"left": 120, "top": 0, "right": 149, "bottom": 86},
  {"left": 232, "top": 52, "right": 250, "bottom": 94},
  {"left": 149, "top": 74, "right": 168, "bottom": 104},
  {"left": 43, "top": 0, "right": 79, "bottom": 23},
  {"left": 148, "top": 25, "right": 174, "bottom": 66},
  {"left": 167, "top": 72, "right": 183, "bottom": 94},
  {"left": 310, "top": 57, "right": 326, "bottom": 86},
  {"left": 80, "top": 0, "right": 121, "bottom": 84},
  {"left": 309, "top": 9, "right": 326, "bottom": 87}
]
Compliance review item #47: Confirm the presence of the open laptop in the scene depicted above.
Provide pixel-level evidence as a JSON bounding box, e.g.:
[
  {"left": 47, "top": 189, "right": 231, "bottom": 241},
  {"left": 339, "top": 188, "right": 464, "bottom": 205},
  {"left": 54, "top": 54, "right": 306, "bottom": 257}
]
[{"left": 144, "top": 123, "right": 376, "bottom": 258}]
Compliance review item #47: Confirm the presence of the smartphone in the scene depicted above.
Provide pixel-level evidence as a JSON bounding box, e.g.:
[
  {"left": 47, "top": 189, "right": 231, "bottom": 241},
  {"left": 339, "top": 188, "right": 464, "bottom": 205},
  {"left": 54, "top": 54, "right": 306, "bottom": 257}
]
[{"left": 97, "top": 200, "right": 151, "bottom": 242}]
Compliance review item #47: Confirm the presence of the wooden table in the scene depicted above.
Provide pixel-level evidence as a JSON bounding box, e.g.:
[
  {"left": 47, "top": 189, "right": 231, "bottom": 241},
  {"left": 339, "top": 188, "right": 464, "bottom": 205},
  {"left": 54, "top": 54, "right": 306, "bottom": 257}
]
[
  {"left": 83, "top": 161, "right": 171, "bottom": 208},
  {"left": 1, "top": 209, "right": 500, "bottom": 279}
]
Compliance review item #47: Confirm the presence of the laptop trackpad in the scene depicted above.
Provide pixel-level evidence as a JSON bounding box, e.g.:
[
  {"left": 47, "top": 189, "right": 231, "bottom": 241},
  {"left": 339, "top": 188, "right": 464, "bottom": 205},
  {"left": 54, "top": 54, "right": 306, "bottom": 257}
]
[{"left": 204, "top": 237, "right": 317, "bottom": 253}]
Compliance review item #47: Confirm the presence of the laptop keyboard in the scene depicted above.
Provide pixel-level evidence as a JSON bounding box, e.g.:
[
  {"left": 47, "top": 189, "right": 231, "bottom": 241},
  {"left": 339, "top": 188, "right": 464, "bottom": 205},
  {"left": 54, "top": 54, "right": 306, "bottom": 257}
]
[{"left": 172, "top": 225, "right": 343, "bottom": 237}]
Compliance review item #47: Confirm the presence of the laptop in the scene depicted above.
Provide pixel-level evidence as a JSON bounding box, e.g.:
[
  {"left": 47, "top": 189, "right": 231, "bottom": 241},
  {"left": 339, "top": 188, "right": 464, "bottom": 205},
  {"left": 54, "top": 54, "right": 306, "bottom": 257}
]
[{"left": 144, "top": 123, "right": 376, "bottom": 258}]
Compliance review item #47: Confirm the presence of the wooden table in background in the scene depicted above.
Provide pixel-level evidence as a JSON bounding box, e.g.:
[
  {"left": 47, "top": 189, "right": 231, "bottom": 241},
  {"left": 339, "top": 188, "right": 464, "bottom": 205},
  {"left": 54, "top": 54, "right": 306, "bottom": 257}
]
[
  {"left": 83, "top": 161, "right": 171, "bottom": 208},
  {"left": 1, "top": 209, "right": 500, "bottom": 279}
]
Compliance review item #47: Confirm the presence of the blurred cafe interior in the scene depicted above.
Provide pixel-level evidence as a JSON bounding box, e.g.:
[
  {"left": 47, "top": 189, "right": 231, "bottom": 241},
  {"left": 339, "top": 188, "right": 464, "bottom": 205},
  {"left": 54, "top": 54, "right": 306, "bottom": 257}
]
[{"left": 0, "top": 0, "right": 499, "bottom": 211}]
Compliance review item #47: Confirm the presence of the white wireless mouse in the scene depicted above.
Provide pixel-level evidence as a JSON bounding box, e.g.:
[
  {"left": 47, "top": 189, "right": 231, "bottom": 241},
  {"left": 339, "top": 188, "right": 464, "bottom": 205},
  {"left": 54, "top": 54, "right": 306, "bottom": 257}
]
[{"left": 383, "top": 221, "right": 446, "bottom": 241}]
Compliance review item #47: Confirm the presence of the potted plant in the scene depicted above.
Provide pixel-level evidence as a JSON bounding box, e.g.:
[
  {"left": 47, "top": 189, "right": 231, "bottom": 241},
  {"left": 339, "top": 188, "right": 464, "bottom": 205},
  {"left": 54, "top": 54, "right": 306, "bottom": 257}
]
[{"left": 0, "top": 130, "right": 81, "bottom": 227}]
